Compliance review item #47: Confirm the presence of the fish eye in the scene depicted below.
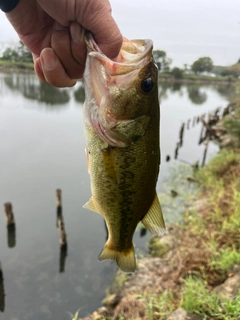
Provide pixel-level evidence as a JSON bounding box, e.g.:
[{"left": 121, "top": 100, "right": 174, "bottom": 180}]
[{"left": 141, "top": 78, "right": 154, "bottom": 93}]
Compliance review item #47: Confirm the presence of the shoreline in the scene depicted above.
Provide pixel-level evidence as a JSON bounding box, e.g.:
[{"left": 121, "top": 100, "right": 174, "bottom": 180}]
[
  {"left": 79, "top": 101, "right": 240, "bottom": 320},
  {"left": 0, "top": 65, "right": 239, "bottom": 86}
]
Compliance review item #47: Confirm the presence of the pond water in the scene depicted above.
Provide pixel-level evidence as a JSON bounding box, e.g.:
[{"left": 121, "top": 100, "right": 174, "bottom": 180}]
[{"left": 0, "top": 73, "right": 230, "bottom": 319}]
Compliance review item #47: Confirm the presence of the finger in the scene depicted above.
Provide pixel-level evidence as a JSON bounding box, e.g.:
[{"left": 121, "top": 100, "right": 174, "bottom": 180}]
[
  {"left": 37, "top": 0, "right": 122, "bottom": 59},
  {"left": 70, "top": 22, "right": 86, "bottom": 73},
  {"left": 51, "top": 22, "right": 84, "bottom": 80},
  {"left": 78, "top": 0, "right": 122, "bottom": 59},
  {"left": 40, "top": 48, "right": 77, "bottom": 87},
  {"left": 34, "top": 57, "right": 46, "bottom": 83}
]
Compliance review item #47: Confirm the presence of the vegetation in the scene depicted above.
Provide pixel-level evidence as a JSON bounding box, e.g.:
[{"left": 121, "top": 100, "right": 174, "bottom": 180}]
[
  {"left": 171, "top": 67, "right": 184, "bottom": 79},
  {"left": 0, "top": 41, "right": 32, "bottom": 63},
  {"left": 0, "top": 41, "right": 33, "bottom": 70},
  {"left": 153, "top": 50, "right": 172, "bottom": 72},
  {"left": 181, "top": 277, "right": 240, "bottom": 319},
  {"left": 224, "top": 105, "right": 240, "bottom": 146},
  {"left": 191, "top": 56, "right": 214, "bottom": 74}
]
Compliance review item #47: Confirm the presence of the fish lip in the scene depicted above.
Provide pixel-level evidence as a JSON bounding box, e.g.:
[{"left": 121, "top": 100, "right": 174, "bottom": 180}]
[{"left": 84, "top": 31, "right": 153, "bottom": 76}]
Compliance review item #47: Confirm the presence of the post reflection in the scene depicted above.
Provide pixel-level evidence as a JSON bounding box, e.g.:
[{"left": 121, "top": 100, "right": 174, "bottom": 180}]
[
  {"left": 56, "top": 189, "right": 68, "bottom": 273},
  {"left": 4, "top": 203, "right": 16, "bottom": 248},
  {"left": 0, "top": 262, "right": 5, "bottom": 313}
]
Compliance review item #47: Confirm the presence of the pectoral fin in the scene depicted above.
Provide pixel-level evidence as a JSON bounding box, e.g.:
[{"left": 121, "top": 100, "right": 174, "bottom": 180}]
[
  {"left": 111, "top": 115, "right": 150, "bottom": 146},
  {"left": 83, "top": 197, "right": 100, "bottom": 214},
  {"left": 141, "top": 193, "right": 165, "bottom": 236}
]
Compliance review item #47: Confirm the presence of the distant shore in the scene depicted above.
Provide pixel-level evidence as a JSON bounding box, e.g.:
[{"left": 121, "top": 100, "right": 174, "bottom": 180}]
[
  {"left": 0, "top": 62, "right": 34, "bottom": 74},
  {"left": 0, "top": 62, "right": 239, "bottom": 87},
  {"left": 158, "top": 72, "right": 240, "bottom": 85}
]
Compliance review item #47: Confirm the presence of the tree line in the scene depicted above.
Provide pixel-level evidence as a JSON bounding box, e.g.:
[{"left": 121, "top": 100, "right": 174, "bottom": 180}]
[{"left": 0, "top": 41, "right": 239, "bottom": 79}]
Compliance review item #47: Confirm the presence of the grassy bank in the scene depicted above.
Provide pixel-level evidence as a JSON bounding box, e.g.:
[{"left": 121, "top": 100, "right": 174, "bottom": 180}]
[
  {"left": 158, "top": 71, "right": 240, "bottom": 85},
  {"left": 0, "top": 60, "right": 34, "bottom": 72},
  {"left": 79, "top": 103, "right": 240, "bottom": 320}
]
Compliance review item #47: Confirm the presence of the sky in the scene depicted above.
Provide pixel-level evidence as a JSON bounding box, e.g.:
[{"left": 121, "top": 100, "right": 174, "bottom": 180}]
[{"left": 0, "top": 0, "right": 239, "bottom": 67}]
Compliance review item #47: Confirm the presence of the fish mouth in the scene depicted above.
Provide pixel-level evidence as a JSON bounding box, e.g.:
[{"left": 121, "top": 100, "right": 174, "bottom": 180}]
[{"left": 84, "top": 31, "right": 153, "bottom": 76}]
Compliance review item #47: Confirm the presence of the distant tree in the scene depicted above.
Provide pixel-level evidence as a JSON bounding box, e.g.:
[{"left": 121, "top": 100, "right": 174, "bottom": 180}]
[
  {"left": 0, "top": 41, "right": 32, "bottom": 63},
  {"left": 171, "top": 67, "right": 184, "bottom": 79},
  {"left": 238, "top": 58, "right": 240, "bottom": 64},
  {"left": 153, "top": 50, "right": 172, "bottom": 72},
  {"left": 17, "top": 41, "right": 32, "bottom": 63},
  {"left": 191, "top": 57, "right": 213, "bottom": 74}
]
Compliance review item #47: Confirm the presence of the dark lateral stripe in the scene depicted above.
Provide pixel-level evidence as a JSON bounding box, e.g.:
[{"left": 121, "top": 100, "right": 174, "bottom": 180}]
[{"left": 0, "top": 0, "right": 20, "bottom": 12}]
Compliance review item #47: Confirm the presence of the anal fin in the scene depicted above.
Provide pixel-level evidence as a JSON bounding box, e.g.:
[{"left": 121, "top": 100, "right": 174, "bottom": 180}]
[{"left": 141, "top": 193, "right": 165, "bottom": 236}]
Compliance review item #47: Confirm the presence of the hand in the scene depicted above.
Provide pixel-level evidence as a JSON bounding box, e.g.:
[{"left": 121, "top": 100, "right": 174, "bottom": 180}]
[{"left": 6, "top": 0, "right": 122, "bottom": 87}]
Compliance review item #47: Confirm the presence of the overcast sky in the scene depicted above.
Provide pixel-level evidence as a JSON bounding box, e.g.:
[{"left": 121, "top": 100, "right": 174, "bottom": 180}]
[{"left": 0, "top": 0, "right": 239, "bottom": 67}]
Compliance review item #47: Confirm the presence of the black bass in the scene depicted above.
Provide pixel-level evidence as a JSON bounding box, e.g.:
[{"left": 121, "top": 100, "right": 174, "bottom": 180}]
[{"left": 83, "top": 32, "right": 165, "bottom": 273}]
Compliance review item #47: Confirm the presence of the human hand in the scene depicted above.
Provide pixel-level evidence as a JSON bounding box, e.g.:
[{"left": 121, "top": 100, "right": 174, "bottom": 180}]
[{"left": 6, "top": 0, "right": 122, "bottom": 87}]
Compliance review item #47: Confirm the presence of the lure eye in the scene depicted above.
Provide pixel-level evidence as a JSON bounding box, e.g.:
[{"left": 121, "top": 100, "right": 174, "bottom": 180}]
[{"left": 141, "top": 78, "right": 154, "bottom": 93}]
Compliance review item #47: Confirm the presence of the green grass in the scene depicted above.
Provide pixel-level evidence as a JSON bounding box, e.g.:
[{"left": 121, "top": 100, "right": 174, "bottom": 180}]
[
  {"left": 210, "top": 248, "right": 240, "bottom": 272},
  {"left": 224, "top": 106, "right": 240, "bottom": 146},
  {"left": 136, "top": 291, "right": 175, "bottom": 320},
  {"left": 181, "top": 277, "right": 240, "bottom": 319},
  {"left": 0, "top": 60, "right": 34, "bottom": 69}
]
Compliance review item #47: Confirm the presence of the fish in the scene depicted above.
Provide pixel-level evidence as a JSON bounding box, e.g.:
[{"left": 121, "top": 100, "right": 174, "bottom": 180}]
[{"left": 83, "top": 32, "right": 165, "bottom": 273}]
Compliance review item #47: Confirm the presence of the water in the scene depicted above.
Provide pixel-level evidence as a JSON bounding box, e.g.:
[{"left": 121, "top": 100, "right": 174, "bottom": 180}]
[{"left": 0, "top": 73, "right": 230, "bottom": 319}]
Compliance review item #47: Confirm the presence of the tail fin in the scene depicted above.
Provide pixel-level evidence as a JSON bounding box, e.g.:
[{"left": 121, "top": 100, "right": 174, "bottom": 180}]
[{"left": 98, "top": 243, "right": 136, "bottom": 273}]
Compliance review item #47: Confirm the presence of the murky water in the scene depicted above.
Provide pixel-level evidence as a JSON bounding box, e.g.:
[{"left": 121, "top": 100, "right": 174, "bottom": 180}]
[{"left": 0, "top": 73, "right": 230, "bottom": 319}]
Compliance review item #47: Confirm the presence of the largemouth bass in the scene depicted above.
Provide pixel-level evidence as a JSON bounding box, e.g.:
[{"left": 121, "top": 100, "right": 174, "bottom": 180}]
[{"left": 83, "top": 32, "right": 165, "bottom": 273}]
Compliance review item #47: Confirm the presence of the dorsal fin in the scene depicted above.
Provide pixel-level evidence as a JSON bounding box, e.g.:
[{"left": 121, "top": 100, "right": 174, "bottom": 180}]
[{"left": 141, "top": 193, "right": 165, "bottom": 236}]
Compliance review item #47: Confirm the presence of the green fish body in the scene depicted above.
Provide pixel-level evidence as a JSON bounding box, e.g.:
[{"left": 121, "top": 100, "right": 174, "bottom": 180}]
[{"left": 83, "top": 33, "right": 165, "bottom": 273}]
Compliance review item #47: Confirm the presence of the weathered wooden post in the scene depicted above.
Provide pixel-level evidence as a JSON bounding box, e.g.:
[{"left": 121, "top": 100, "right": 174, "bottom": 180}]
[
  {"left": 4, "top": 203, "right": 16, "bottom": 248},
  {"left": 179, "top": 123, "right": 185, "bottom": 147},
  {"left": 174, "top": 142, "right": 180, "bottom": 160},
  {"left": 56, "top": 189, "right": 62, "bottom": 208},
  {"left": 0, "top": 262, "right": 5, "bottom": 312},
  {"left": 4, "top": 203, "right": 15, "bottom": 225},
  {"left": 201, "top": 136, "right": 210, "bottom": 167},
  {"left": 166, "top": 155, "right": 171, "bottom": 162}
]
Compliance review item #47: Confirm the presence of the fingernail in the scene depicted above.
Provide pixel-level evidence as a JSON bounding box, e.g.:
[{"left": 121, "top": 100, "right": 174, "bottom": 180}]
[
  {"left": 42, "top": 49, "right": 57, "bottom": 71},
  {"left": 70, "top": 22, "right": 83, "bottom": 43}
]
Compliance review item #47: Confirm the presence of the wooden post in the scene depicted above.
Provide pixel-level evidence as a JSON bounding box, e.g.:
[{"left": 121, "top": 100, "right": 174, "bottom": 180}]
[
  {"left": 4, "top": 203, "right": 15, "bottom": 225},
  {"left": 0, "top": 262, "right": 5, "bottom": 312},
  {"left": 4, "top": 203, "right": 16, "bottom": 248},
  {"left": 179, "top": 123, "right": 185, "bottom": 147},
  {"left": 56, "top": 189, "right": 62, "bottom": 208},
  {"left": 174, "top": 142, "right": 180, "bottom": 160},
  {"left": 201, "top": 136, "right": 210, "bottom": 167}
]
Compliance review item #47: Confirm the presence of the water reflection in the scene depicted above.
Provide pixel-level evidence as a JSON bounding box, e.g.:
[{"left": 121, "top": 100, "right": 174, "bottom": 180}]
[
  {"left": 56, "top": 189, "right": 68, "bottom": 273},
  {"left": 159, "top": 82, "right": 208, "bottom": 105},
  {"left": 0, "top": 72, "right": 232, "bottom": 319},
  {"left": 187, "top": 85, "right": 207, "bottom": 105},
  {"left": 74, "top": 85, "right": 85, "bottom": 103},
  {"left": 0, "top": 74, "right": 87, "bottom": 107},
  {"left": 0, "top": 262, "right": 5, "bottom": 313},
  {"left": 4, "top": 203, "right": 16, "bottom": 248}
]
